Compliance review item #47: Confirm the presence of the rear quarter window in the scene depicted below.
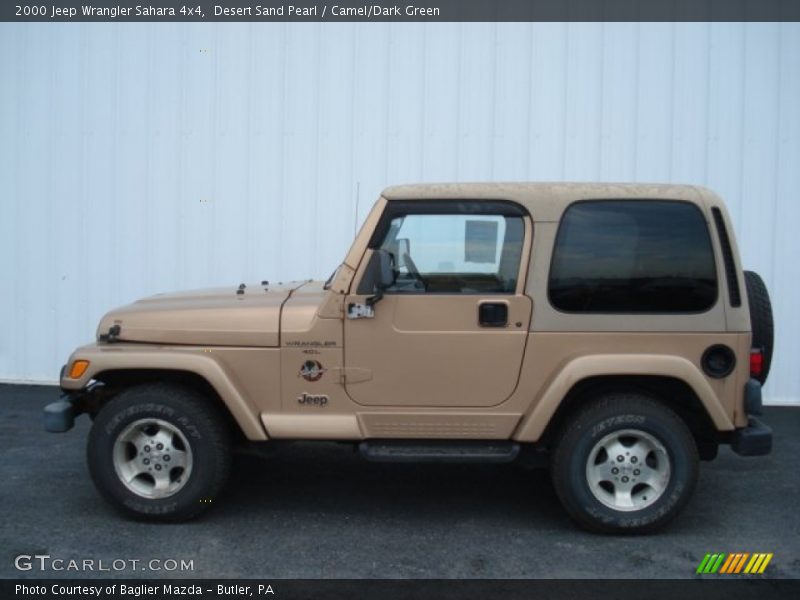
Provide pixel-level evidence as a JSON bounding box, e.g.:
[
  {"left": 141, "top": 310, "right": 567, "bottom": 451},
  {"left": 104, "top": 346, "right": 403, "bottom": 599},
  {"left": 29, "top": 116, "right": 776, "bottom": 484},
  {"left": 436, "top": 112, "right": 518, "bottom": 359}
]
[{"left": 548, "top": 200, "right": 717, "bottom": 313}]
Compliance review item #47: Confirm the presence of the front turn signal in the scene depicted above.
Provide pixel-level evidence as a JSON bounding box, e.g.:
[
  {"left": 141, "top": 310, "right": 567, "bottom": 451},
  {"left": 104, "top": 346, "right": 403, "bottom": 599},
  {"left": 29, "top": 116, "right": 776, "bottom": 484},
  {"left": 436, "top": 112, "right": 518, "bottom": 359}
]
[{"left": 68, "top": 360, "right": 90, "bottom": 379}]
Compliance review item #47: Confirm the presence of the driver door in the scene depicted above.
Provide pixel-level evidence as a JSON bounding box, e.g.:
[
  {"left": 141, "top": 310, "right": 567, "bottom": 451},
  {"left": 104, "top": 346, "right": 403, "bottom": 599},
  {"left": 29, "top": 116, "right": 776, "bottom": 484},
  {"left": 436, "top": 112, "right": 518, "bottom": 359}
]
[{"left": 343, "top": 201, "right": 532, "bottom": 408}]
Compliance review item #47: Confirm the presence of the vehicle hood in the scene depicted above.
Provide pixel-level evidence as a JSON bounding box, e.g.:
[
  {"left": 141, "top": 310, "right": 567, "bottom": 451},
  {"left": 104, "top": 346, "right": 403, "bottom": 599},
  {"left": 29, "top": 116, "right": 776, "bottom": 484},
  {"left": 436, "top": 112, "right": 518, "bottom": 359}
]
[{"left": 96, "top": 281, "right": 310, "bottom": 347}]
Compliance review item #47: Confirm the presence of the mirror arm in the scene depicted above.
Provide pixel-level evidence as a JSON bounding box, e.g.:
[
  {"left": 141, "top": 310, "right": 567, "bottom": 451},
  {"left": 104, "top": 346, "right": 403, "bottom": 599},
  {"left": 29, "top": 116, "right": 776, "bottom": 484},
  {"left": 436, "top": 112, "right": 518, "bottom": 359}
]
[{"left": 366, "top": 288, "right": 384, "bottom": 307}]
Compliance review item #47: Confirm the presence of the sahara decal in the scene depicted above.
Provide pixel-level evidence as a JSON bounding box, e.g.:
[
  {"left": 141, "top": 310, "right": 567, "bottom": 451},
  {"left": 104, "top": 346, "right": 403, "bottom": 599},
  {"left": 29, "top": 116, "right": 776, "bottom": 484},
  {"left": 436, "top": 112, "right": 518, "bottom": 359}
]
[{"left": 299, "top": 360, "right": 327, "bottom": 382}]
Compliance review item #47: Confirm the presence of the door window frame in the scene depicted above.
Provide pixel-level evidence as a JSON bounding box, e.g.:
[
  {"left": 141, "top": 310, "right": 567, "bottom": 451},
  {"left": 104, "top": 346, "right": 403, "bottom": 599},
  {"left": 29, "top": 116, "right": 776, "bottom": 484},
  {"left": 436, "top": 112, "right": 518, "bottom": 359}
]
[{"left": 354, "top": 199, "right": 532, "bottom": 297}]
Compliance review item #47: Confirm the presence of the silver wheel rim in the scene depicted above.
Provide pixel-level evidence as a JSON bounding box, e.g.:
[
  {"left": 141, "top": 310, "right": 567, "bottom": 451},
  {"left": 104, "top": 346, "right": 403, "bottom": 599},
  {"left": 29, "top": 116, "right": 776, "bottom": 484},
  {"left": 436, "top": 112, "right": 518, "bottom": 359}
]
[
  {"left": 585, "top": 428, "right": 671, "bottom": 512},
  {"left": 113, "top": 418, "right": 193, "bottom": 499}
]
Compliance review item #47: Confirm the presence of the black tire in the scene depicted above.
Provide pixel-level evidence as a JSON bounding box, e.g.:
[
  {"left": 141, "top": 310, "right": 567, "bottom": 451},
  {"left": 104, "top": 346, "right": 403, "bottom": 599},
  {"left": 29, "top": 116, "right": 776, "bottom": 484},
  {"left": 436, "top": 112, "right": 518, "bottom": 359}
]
[
  {"left": 551, "top": 394, "right": 698, "bottom": 534},
  {"left": 744, "top": 270, "right": 774, "bottom": 384},
  {"left": 87, "top": 383, "right": 231, "bottom": 522}
]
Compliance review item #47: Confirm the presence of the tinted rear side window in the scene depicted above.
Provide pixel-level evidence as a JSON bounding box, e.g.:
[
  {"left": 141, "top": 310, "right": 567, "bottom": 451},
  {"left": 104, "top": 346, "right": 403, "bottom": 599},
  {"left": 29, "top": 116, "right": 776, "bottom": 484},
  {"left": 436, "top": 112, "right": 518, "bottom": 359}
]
[{"left": 548, "top": 200, "right": 717, "bottom": 313}]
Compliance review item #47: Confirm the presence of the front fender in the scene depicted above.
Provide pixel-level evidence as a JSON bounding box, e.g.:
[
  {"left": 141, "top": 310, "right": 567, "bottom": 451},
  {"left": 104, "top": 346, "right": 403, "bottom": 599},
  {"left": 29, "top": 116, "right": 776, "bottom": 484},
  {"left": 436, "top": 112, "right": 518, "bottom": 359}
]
[
  {"left": 60, "top": 343, "right": 268, "bottom": 440},
  {"left": 512, "top": 354, "right": 734, "bottom": 442}
]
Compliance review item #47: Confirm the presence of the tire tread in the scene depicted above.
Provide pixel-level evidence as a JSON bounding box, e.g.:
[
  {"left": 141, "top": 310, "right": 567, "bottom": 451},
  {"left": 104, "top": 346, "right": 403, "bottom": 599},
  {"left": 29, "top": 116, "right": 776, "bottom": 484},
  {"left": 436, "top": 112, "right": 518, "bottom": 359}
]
[{"left": 744, "top": 270, "right": 774, "bottom": 384}]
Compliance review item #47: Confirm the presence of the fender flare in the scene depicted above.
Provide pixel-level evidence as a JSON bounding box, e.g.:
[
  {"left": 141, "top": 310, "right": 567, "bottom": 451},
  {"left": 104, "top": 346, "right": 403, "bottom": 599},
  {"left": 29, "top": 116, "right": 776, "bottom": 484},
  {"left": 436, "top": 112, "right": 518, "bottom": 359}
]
[
  {"left": 62, "top": 344, "right": 268, "bottom": 440},
  {"left": 512, "top": 354, "right": 734, "bottom": 442}
]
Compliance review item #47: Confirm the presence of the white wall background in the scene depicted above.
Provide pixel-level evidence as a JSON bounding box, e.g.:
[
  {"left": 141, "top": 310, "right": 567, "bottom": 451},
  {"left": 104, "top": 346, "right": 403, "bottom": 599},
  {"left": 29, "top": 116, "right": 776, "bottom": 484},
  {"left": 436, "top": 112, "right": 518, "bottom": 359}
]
[{"left": 0, "top": 22, "right": 798, "bottom": 404}]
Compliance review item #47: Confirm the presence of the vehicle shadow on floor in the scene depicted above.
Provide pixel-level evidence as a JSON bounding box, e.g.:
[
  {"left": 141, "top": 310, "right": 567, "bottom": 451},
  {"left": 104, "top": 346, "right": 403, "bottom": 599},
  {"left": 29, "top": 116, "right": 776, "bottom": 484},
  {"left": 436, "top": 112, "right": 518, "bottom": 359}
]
[{"left": 220, "top": 444, "right": 570, "bottom": 529}]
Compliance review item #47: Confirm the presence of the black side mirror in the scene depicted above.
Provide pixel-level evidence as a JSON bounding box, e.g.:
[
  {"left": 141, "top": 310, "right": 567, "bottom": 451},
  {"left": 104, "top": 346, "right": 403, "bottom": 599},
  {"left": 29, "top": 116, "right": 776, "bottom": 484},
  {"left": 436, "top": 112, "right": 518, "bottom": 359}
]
[
  {"left": 374, "top": 249, "right": 396, "bottom": 290},
  {"left": 357, "top": 249, "right": 396, "bottom": 306}
]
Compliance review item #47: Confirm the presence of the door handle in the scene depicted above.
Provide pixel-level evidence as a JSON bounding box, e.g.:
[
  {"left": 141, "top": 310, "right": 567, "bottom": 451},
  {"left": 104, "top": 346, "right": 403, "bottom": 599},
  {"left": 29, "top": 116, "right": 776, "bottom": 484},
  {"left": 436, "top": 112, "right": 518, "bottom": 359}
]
[{"left": 479, "top": 302, "right": 508, "bottom": 327}]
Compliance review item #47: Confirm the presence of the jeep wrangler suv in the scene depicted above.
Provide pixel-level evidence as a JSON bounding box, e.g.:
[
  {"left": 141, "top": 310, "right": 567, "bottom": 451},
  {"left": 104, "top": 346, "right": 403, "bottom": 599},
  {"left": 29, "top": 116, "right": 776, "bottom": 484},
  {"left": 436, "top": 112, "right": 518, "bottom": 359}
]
[{"left": 45, "top": 183, "right": 773, "bottom": 533}]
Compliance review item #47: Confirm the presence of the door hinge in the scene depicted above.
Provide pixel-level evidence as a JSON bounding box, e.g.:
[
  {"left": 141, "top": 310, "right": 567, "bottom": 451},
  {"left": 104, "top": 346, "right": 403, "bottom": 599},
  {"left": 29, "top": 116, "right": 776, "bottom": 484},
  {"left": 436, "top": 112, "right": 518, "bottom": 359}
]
[{"left": 347, "top": 302, "right": 375, "bottom": 319}]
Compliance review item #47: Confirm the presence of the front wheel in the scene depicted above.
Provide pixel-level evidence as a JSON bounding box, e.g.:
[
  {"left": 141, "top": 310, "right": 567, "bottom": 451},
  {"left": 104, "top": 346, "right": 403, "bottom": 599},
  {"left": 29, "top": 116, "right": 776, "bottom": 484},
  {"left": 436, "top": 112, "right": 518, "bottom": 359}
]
[
  {"left": 87, "top": 383, "right": 232, "bottom": 522},
  {"left": 551, "top": 394, "right": 698, "bottom": 534}
]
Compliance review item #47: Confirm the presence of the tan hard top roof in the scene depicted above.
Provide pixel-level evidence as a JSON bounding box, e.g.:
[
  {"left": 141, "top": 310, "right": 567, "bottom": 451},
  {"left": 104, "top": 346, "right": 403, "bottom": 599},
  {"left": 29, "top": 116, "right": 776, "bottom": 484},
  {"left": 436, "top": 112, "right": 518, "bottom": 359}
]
[{"left": 382, "top": 182, "right": 715, "bottom": 221}]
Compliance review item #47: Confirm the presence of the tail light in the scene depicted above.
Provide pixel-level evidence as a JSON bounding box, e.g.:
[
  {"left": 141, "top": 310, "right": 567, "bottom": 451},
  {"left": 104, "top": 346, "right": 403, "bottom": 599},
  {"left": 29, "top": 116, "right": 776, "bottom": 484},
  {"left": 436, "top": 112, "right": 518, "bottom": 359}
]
[{"left": 750, "top": 348, "right": 764, "bottom": 379}]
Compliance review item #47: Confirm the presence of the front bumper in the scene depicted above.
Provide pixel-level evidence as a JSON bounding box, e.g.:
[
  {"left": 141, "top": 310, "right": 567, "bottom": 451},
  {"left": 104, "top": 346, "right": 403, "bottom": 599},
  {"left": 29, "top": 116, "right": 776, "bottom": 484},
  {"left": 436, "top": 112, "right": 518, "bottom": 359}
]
[
  {"left": 43, "top": 395, "right": 82, "bottom": 432},
  {"left": 730, "top": 417, "right": 772, "bottom": 456},
  {"left": 43, "top": 383, "right": 101, "bottom": 433}
]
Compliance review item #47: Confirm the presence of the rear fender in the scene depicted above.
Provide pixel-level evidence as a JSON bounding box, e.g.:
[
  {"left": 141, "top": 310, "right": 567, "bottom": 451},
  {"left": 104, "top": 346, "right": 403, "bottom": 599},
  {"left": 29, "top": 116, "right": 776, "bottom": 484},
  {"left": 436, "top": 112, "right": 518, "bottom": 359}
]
[{"left": 512, "top": 354, "right": 734, "bottom": 442}]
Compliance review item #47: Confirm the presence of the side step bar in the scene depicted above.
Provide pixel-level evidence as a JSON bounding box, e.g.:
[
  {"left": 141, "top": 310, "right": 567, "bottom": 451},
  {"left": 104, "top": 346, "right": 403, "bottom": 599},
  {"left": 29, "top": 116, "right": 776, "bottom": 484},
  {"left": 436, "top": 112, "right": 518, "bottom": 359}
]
[{"left": 358, "top": 440, "right": 520, "bottom": 463}]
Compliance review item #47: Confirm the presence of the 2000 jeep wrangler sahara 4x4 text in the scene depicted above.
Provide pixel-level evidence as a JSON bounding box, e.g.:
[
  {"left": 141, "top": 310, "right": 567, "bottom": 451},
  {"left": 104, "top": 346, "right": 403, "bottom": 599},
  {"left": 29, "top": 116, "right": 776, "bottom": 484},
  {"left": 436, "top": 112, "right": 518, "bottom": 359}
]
[{"left": 45, "top": 183, "right": 774, "bottom": 533}]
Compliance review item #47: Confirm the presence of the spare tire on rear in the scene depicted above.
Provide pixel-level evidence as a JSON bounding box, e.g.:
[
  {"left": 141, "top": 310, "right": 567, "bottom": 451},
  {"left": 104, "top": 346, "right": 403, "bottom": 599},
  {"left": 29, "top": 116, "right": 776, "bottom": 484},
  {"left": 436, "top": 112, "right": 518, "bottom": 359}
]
[{"left": 744, "top": 271, "right": 774, "bottom": 384}]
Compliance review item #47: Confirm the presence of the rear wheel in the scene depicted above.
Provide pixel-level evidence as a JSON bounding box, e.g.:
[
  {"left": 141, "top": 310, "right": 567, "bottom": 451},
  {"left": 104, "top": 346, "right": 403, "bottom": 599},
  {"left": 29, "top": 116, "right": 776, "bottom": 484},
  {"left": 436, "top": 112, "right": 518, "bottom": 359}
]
[
  {"left": 87, "top": 383, "right": 231, "bottom": 521},
  {"left": 551, "top": 393, "right": 698, "bottom": 534}
]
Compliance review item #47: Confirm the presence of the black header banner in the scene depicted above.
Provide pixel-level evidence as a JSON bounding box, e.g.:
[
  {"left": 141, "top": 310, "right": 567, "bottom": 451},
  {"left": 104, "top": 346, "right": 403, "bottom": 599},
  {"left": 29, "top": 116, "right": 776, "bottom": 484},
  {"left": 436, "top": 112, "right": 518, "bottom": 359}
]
[{"left": 3, "top": 0, "right": 800, "bottom": 22}]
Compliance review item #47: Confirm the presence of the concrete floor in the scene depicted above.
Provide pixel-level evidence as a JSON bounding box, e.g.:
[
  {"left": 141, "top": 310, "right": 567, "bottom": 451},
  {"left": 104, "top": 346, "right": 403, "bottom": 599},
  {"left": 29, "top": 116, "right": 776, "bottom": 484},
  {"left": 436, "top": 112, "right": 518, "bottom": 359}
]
[{"left": 1, "top": 384, "right": 798, "bottom": 579}]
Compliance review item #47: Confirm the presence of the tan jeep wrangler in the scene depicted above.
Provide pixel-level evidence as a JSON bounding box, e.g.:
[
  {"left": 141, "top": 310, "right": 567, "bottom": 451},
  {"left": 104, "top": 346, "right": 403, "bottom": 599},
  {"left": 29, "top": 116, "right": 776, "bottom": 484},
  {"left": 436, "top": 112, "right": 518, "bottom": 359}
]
[{"left": 45, "top": 183, "right": 774, "bottom": 533}]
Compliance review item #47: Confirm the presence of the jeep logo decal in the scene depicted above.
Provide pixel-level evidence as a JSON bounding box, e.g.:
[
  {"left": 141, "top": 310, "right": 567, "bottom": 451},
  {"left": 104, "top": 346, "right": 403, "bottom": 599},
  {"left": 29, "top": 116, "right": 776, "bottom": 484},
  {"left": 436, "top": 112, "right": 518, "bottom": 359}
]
[
  {"left": 298, "top": 360, "right": 326, "bottom": 382},
  {"left": 297, "top": 393, "right": 328, "bottom": 407}
]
